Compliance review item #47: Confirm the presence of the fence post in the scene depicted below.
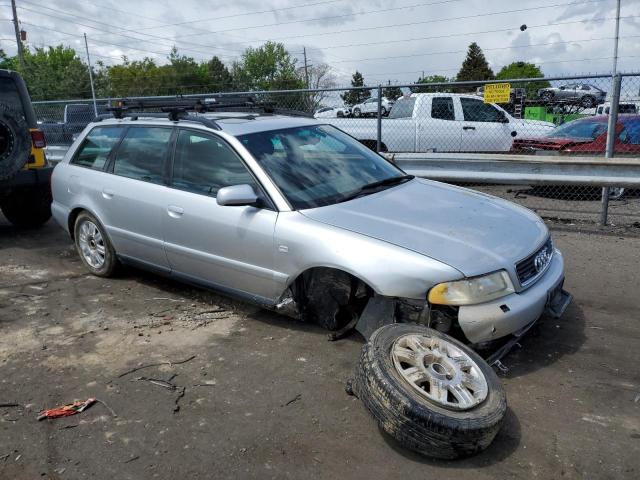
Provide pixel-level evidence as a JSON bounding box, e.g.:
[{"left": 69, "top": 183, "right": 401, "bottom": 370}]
[
  {"left": 376, "top": 85, "right": 382, "bottom": 153},
  {"left": 600, "top": 73, "right": 622, "bottom": 226}
]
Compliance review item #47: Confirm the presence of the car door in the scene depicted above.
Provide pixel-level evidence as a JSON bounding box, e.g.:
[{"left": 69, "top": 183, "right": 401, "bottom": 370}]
[
  {"left": 416, "top": 96, "right": 462, "bottom": 152},
  {"left": 162, "top": 128, "right": 280, "bottom": 302},
  {"left": 364, "top": 98, "right": 377, "bottom": 115},
  {"left": 100, "top": 125, "right": 174, "bottom": 270},
  {"left": 458, "top": 97, "right": 513, "bottom": 152}
]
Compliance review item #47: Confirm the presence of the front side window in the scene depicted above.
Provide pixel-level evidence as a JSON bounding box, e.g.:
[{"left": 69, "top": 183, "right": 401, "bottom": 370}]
[
  {"left": 389, "top": 97, "right": 416, "bottom": 118},
  {"left": 171, "top": 130, "right": 255, "bottom": 196},
  {"left": 239, "top": 125, "right": 403, "bottom": 210},
  {"left": 71, "top": 126, "right": 124, "bottom": 170},
  {"left": 460, "top": 98, "right": 504, "bottom": 122},
  {"left": 112, "top": 127, "right": 172, "bottom": 184},
  {"left": 431, "top": 97, "right": 455, "bottom": 121}
]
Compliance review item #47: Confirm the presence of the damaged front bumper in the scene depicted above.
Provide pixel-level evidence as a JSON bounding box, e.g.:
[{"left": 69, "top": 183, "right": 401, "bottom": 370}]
[{"left": 457, "top": 250, "right": 569, "bottom": 344}]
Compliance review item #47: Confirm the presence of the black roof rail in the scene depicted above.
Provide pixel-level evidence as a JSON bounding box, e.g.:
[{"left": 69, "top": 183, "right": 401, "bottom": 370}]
[{"left": 106, "top": 94, "right": 314, "bottom": 122}]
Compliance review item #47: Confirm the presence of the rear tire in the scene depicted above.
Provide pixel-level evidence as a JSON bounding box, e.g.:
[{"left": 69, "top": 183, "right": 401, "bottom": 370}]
[
  {"left": 581, "top": 95, "right": 596, "bottom": 108},
  {"left": 353, "top": 108, "right": 361, "bottom": 118},
  {"left": 0, "top": 184, "right": 52, "bottom": 228},
  {"left": 354, "top": 324, "right": 506, "bottom": 459},
  {"left": 0, "top": 104, "right": 31, "bottom": 180},
  {"left": 74, "top": 211, "right": 118, "bottom": 277}
]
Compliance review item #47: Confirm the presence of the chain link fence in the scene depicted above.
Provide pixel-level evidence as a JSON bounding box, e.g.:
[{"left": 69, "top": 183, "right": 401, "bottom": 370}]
[{"left": 33, "top": 73, "right": 640, "bottom": 230}]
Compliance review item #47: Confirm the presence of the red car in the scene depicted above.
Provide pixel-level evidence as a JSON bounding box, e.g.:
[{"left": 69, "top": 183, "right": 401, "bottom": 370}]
[{"left": 511, "top": 115, "right": 640, "bottom": 155}]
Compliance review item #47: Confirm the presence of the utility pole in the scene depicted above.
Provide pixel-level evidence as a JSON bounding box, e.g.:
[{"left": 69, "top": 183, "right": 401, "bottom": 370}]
[
  {"left": 303, "top": 47, "right": 310, "bottom": 89},
  {"left": 83, "top": 33, "right": 98, "bottom": 117},
  {"left": 10, "top": 0, "right": 25, "bottom": 71}
]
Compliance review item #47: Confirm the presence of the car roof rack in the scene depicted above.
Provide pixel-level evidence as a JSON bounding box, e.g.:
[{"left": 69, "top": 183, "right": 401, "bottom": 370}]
[{"left": 104, "top": 94, "right": 313, "bottom": 128}]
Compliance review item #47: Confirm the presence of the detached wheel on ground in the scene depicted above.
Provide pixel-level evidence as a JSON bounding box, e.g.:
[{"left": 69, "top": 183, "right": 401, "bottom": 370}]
[
  {"left": 0, "top": 103, "right": 31, "bottom": 180},
  {"left": 540, "top": 91, "right": 554, "bottom": 103},
  {"left": 74, "top": 211, "right": 118, "bottom": 277},
  {"left": 354, "top": 323, "right": 506, "bottom": 459},
  {"left": 353, "top": 108, "right": 361, "bottom": 117},
  {"left": 580, "top": 95, "right": 596, "bottom": 108},
  {"left": 0, "top": 184, "right": 52, "bottom": 227}
]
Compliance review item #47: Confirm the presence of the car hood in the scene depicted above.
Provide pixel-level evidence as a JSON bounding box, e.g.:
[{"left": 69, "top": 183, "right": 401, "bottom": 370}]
[
  {"left": 300, "top": 179, "right": 548, "bottom": 277},
  {"left": 517, "top": 119, "right": 556, "bottom": 129},
  {"left": 513, "top": 137, "right": 593, "bottom": 150}
]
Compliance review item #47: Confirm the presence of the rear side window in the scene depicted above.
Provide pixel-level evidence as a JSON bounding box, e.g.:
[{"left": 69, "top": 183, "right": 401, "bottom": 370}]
[
  {"left": 112, "top": 127, "right": 172, "bottom": 184},
  {"left": 389, "top": 97, "right": 416, "bottom": 118},
  {"left": 71, "top": 126, "right": 124, "bottom": 170},
  {"left": 171, "top": 130, "right": 255, "bottom": 196},
  {"left": 0, "top": 77, "right": 25, "bottom": 118},
  {"left": 431, "top": 97, "right": 455, "bottom": 121},
  {"left": 460, "top": 98, "right": 504, "bottom": 122}
]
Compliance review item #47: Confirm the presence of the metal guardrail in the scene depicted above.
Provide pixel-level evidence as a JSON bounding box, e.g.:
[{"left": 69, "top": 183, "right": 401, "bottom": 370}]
[
  {"left": 46, "top": 142, "right": 640, "bottom": 189},
  {"left": 386, "top": 153, "right": 640, "bottom": 188}
]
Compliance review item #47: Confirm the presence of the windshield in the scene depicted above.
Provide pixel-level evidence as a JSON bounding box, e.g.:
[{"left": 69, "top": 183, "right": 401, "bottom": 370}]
[
  {"left": 547, "top": 119, "right": 607, "bottom": 140},
  {"left": 239, "top": 124, "right": 404, "bottom": 210}
]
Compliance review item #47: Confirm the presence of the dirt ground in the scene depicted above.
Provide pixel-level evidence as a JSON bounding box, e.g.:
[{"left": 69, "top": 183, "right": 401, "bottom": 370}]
[{"left": 1, "top": 217, "right": 639, "bottom": 480}]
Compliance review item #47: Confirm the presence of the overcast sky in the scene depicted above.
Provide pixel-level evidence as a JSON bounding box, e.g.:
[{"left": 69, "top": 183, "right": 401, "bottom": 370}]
[{"left": 1, "top": 0, "right": 639, "bottom": 87}]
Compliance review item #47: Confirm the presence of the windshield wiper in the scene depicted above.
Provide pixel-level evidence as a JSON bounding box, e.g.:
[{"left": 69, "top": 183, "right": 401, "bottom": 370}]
[{"left": 338, "top": 175, "right": 414, "bottom": 203}]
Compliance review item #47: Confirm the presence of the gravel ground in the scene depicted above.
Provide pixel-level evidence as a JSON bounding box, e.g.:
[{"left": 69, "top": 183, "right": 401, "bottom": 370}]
[{"left": 0, "top": 217, "right": 639, "bottom": 480}]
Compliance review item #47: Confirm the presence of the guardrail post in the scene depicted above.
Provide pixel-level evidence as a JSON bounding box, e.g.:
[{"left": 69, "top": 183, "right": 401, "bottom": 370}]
[
  {"left": 376, "top": 85, "right": 382, "bottom": 153},
  {"left": 600, "top": 73, "right": 622, "bottom": 226}
]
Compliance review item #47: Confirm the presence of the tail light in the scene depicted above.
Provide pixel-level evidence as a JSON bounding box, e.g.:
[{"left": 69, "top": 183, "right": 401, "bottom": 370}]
[{"left": 30, "top": 129, "right": 47, "bottom": 148}]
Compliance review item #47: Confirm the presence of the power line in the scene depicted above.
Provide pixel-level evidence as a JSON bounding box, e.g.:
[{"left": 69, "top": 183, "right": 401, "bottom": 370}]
[
  {"left": 245, "top": 0, "right": 612, "bottom": 43},
  {"left": 329, "top": 35, "right": 639, "bottom": 64},
  {"left": 172, "top": 0, "right": 465, "bottom": 39}
]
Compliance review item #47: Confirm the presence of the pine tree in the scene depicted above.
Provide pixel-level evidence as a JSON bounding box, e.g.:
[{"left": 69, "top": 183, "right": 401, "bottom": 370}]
[
  {"left": 383, "top": 81, "right": 403, "bottom": 100},
  {"left": 205, "top": 56, "right": 234, "bottom": 91},
  {"left": 340, "top": 71, "right": 371, "bottom": 106},
  {"left": 456, "top": 43, "right": 495, "bottom": 82}
]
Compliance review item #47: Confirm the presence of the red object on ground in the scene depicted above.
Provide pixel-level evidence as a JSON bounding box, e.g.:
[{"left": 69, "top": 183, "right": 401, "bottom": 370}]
[{"left": 37, "top": 398, "right": 96, "bottom": 421}]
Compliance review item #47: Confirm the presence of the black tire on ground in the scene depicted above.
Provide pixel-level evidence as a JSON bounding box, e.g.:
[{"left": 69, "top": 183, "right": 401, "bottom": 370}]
[
  {"left": 353, "top": 108, "right": 361, "bottom": 117},
  {"left": 0, "top": 184, "right": 52, "bottom": 228},
  {"left": 581, "top": 95, "right": 596, "bottom": 108},
  {"left": 540, "top": 91, "right": 554, "bottom": 103},
  {"left": 354, "top": 323, "right": 507, "bottom": 459},
  {"left": 337, "top": 111, "right": 344, "bottom": 118},
  {"left": 0, "top": 103, "right": 32, "bottom": 180},
  {"left": 74, "top": 211, "right": 119, "bottom": 277},
  {"left": 303, "top": 269, "right": 354, "bottom": 331}
]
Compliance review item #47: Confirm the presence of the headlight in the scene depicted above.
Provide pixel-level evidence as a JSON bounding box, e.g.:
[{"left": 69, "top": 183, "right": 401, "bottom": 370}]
[{"left": 428, "top": 270, "right": 515, "bottom": 306}]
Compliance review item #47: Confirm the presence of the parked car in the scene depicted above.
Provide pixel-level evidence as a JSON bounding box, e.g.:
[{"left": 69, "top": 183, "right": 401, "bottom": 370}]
[
  {"left": 352, "top": 97, "right": 394, "bottom": 117},
  {"left": 52, "top": 102, "right": 569, "bottom": 348},
  {"left": 512, "top": 115, "right": 640, "bottom": 199},
  {"left": 595, "top": 101, "right": 639, "bottom": 115},
  {"left": 537, "top": 83, "right": 606, "bottom": 108},
  {"left": 39, "top": 103, "right": 108, "bottom": 145},
  {"left": 0, "top": 69, "right": 53, "bottom": 227},
  {"left": 325, "top": 93, "right": 555, "bottom": 152},
  {"left": 511, "top": 115, "right": 640, "bottom": 155},
  {"left": 313, "top": 106, "right": 350, "bottom": 118}
]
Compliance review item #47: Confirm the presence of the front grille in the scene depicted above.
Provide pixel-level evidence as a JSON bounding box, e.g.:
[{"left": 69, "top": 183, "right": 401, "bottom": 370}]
[{"left": 516, "top": 238, "right": 553, "bottom": 287}]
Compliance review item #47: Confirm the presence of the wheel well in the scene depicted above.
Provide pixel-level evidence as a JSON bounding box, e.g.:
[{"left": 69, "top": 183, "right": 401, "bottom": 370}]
[{"left": 67, "top": 207, "right": 85, "bottom": 239}]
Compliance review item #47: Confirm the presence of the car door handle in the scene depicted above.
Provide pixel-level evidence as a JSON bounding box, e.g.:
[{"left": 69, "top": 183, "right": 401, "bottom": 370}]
[
  {"left": 102, "top": 188, "right": 114, "bottom": 199},
  {"left": 463, "top": 126, "right": 476, "bottom": 130},
  {"left": 167, "top": 205, "right": 184, "bottom": 218}
]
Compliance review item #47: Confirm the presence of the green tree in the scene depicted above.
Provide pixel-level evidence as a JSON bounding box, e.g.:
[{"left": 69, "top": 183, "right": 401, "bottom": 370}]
[
  {"left": 232, "top": 41, "right": 304, "bottom": 91},
  {"left": 159, "top": 47, "right": 207, "bottom": 94},
  {"left": 383, "top": 81, "right": 403, "bottom": 100},
  {"left": 411, "top": 75, "right": 452, "bottom": 93},
  {"left": 101, "top": 57, "right": 164, "bottom": 97},
  {"left": 340, "top": 71, "right": 371, "bottom": 106},
  {"left": 456, "top": 42, "right": 495, "bottom": 83},
  {"left": 204, "top": 56, "right": 234, "bottom": 92},
  {"left": 496, "top": 61, "right": 550, "bottom": 97},
  {"left": 15, "top": 45, "right": 92, "bottom": 100}
]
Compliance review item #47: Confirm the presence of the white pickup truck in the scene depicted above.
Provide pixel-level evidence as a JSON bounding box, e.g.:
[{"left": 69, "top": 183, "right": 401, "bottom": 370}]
[{"left": 324, "top": 93, "right": 555, "bottom": 152}]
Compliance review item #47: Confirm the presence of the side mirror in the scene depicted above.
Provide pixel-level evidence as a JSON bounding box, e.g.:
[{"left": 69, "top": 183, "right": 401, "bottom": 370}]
[{"left": 216, "top": 184, "right": 259, "bottom": 207}]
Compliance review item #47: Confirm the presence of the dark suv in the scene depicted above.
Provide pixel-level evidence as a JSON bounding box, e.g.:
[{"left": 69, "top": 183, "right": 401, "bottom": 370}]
[{"left": 0, "top": 69, "right": 53, "bottom": 227}]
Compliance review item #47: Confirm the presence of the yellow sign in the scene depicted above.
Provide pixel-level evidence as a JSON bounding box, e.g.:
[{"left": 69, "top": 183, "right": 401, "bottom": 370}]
[{"left": 484, "top": 83, "right": 511, "bottom": 104}]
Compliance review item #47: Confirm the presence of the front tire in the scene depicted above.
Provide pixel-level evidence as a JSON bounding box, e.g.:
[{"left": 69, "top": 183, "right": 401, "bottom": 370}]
[
  {"left": 354, "top": 324, "right": 506, "bottom": 459},
  {"left": 0, "top": 184, "right": 52, "bottom": 228},
  {"left": 74, "top": 211, "right": 118, "bottom": 277}
]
